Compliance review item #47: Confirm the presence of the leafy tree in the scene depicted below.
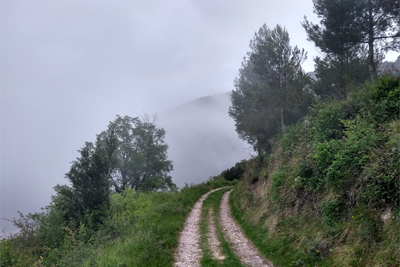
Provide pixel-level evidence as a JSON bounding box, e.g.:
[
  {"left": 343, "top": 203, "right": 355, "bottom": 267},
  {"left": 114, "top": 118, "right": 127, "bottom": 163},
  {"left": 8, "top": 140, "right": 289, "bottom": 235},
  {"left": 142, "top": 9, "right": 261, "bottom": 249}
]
[
  {"left": 56, "top": 115, "right": 175, "bottom": 230},
  {"left": 97, "top": 115, "right": 176, "bottom": 192},
  {"left": 303, "top": 0, "right": 400, "bottom": 79},
  {"left": 230, "top": 24, "right": 313, "bottom": 152}
]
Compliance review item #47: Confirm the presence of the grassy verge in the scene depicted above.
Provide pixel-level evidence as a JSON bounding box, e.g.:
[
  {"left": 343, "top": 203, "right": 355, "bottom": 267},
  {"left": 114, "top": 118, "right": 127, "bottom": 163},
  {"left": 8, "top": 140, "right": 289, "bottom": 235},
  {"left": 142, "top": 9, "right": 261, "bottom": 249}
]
[
  {"left": 230, "top": 183, "right": 332, "bottom": 267},
  {"left": 81, "top": 178, "right": 237, "bottom": 266},
  {"left": 79, "top": 184, "right": 210, "bottom": 266},
  {"left": 200, "top": 188, "right": 244, "bottom": 267}
]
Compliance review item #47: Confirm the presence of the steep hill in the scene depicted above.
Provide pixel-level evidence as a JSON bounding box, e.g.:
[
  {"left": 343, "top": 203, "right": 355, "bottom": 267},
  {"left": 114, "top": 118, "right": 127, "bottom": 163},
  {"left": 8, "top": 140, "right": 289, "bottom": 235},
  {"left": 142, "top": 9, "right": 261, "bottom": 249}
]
[{"left": 158, "top": 93, "right": 250, "bottom": 188}]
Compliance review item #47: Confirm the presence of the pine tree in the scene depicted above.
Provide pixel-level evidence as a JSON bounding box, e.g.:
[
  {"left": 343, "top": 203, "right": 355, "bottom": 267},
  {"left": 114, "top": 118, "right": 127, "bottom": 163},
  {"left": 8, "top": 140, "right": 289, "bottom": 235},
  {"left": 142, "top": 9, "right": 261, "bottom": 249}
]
[{"left": 303, "top": 0, "right": 400, "bottom": 79}]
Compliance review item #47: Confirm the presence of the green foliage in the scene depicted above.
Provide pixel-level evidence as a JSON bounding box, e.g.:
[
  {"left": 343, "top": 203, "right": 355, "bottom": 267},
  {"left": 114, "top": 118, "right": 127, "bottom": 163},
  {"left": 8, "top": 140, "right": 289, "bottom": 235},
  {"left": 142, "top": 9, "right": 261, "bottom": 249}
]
[
  {"left": 310, "top": 101, "right": 348, "bottom": 142},
  {"left": 360, "top": 120, "right": 400, "bottom": 207},
  {"left": 229, "top": 24, "right": 313, "bottom": 152},
  {"left": 63, "top": 142, "right": 110, "bottom": 228},
  {"left": 320, "top": 199, "right": 345, "bottom": 225},
  {"left": 303, "top": 0, "right": 400, "bottom": 78},
  {"left": 349, "top": 75, "right": 400, "bottom": 124},
  {"left": 1, "top": 182, "right": 216, "bottom": 267},
  {"left": 280, "top": 122, "right": 304, "bottom": 153},
  {"left": 310, "top": 114, "right": 385, "bottom": 192},
  {"left": 230, "top": 75, "right": 400, "bottom": 266},
  {"left": 270, "top": 172, "right": 286, "bottom": 200},
  {"left": 97, "top": 115, "right": 176, "bottom": 193},
  {"left": 46, "top": 115, "right": 177, "bottom": 241},
  {"left": 311, "top": 139, "right": 341, "bottom": 187},
  {"left": 84, "top": 183, "right": 211, "bottom": 266},
  {"left": 310, "top": 54, "right": 371, "bottom": 100},
  {"left": 230, "top": 184, "right": 331, "bottom": 266},
  {"left": 220, "top": 160, "right": 247, "bottom": 181},
  {"left": 327, "top": 116, "right": 383, "bottom": 189},
  {"left": 206, "top": 175, "right": 238, "bottom": 189}
]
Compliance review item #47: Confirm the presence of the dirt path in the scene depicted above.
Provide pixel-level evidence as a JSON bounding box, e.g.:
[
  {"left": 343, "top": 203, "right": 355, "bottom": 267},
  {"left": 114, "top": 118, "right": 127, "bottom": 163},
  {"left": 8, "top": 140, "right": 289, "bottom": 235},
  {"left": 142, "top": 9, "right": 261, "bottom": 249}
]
[
  {"left": 220, "top": 190, "right": 274, "bottom": 267},
  {"left": 173, "top": 188, "right": 223, "bottom": 267}
]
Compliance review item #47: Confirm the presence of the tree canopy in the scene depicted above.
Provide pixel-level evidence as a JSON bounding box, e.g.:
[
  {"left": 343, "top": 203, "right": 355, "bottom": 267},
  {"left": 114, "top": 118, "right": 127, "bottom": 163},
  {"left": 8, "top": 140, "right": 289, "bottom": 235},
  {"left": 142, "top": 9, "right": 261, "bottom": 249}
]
[
  {"left": 58, "top": 115, "right": 175, "bottom": 227},
  {"left": 97, "top": 115, "right": 176, "bottom": 193},
  {"left": 303, "top": 0, "right": 400, "bottom": 79},
  {"left": 230, "top": 24, "right": 313, "bottom": 152}
]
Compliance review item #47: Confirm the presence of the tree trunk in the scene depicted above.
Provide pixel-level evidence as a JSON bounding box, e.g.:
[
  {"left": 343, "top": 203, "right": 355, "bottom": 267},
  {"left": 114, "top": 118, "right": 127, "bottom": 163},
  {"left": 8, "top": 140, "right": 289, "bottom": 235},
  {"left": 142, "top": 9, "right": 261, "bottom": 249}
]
[
  {"left": 280, "top": 106, "right": 284, "bottom": 132},
  {"left": 367, "top": 0, "right": 377, "bottom": 79}
]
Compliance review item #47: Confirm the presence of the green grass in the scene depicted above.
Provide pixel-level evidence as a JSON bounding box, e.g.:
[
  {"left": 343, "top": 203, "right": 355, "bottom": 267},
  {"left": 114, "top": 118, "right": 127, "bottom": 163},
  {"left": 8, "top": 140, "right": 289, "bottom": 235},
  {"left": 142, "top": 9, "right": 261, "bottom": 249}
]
[
  {"left": 1, "top": 175, "right": 238, "bottom": 267},
  {"left": 229, "top": 184, "right": 331, "bottom": 267},
  {"left": 199, "top": 188, "right": 244, "bottom": 267},
  {"left": 79, "top": 184, "right": 212, "bottom": 267}
]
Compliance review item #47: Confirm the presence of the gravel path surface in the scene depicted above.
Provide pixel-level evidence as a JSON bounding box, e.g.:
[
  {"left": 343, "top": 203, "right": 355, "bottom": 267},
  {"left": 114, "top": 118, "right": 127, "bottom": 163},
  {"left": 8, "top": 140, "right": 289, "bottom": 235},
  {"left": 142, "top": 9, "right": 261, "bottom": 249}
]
[
  {"left": 220, "top": 190, "right": 274, "bottom": 267},
  {"left": 173, "top": 188, "right": 223, "bottom": 267}
]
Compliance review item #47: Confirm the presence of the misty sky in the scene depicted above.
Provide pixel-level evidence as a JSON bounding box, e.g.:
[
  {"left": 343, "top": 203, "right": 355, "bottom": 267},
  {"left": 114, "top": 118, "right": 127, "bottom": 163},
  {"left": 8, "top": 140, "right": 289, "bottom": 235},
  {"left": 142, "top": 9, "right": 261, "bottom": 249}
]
[{"left": 1, "top": 0, "right": 398, "bottom": 234}]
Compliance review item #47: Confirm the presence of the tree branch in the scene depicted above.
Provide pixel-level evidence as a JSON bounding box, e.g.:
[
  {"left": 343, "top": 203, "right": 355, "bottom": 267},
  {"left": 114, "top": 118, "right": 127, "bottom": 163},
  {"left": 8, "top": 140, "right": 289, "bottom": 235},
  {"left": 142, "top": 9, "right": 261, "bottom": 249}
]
[
  {"left": 372, "top": 12, "right": 388, "bottom": 26},
  {"left": 373, "top": 34, "right": 400, "bottom": 40}
]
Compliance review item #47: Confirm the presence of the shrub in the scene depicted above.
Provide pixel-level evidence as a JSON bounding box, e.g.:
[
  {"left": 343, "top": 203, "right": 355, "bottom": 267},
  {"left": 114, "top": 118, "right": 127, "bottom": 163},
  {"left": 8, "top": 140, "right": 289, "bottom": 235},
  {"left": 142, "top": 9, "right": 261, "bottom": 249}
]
[
  {"left": 321, "top": 199, "right": 345, "bottom": 225},
  {"left": 349, "top": 75, "right": 400, "bottom": 124},
  {"left": 310, "top": 101, "right": 348, "bottom": 143},
  {"left": 361, "top": 120, "right": 400, "bottom": 208},
  {"left": 281, "top": 122, "right": 303, "bottom": 154},
  {"left": 271, "top": 172, "right": 286, "bottom": 200},
  {"left": 220, "top": 160, "right": 247, "bottom": 181}
]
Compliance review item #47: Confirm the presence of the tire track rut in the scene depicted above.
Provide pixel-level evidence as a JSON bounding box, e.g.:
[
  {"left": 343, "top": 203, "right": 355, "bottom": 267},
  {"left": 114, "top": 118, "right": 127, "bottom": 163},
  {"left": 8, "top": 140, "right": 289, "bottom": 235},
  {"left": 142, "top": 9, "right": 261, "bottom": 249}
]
[
  {"left": 173, "top": 188, "right": 223, "bottom": 267},
  {"left": 174, "top": 188, "right": 274, "bottom": 267},
  {"left": 220, "top": 190, "right": 274, "bottom": 267}
]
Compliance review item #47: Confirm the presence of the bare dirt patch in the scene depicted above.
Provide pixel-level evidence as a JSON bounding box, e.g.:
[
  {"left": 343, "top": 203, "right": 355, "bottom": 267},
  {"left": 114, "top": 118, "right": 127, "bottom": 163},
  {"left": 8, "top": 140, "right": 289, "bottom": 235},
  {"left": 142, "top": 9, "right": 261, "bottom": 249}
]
[
  {"left": 220, "top": 190, "right": 274, "bottom": 267},
  {"left": 207, "top": 209, "right": 225, "bottom": 261},
  {"left": 174, "top": 188, "right": 223, "bottom": 267}
]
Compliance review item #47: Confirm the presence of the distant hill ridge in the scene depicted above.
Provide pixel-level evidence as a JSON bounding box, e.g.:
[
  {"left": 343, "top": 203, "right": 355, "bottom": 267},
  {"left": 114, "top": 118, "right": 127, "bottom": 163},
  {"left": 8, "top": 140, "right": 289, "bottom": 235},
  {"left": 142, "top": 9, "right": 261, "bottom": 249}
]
[
  {"left": 161, "top": 92, "right": 231, "bottom": 117},
  {"left": 158, "top": 92, "right": 249, "bottom": 188}
]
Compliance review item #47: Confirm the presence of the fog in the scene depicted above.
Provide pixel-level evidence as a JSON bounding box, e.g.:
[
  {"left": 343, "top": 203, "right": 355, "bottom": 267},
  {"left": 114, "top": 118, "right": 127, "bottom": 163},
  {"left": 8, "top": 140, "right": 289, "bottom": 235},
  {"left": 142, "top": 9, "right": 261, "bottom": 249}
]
[
  {"left": 158, "top": 93, "right": 251, "bottom": 188},
  {"left": 1, "top": 0, "right": 398, "bottom": 235}
]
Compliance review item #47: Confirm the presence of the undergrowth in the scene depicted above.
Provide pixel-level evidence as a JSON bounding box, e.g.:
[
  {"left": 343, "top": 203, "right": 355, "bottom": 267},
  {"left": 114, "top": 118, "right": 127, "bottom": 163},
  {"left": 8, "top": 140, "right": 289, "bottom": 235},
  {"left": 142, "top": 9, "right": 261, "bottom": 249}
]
[{"left": 230, "top": 76, "right": 400, "bottom": 267}]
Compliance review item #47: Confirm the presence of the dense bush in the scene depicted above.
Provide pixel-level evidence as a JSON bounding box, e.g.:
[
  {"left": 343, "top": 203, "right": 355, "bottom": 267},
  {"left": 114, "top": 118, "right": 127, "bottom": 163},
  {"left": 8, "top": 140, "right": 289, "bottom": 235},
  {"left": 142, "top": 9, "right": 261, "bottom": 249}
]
[
  {"left": 220, "top": 160, "right": 247, "bottom": 181},
  {"left": 310, "top": 101, "right": 348, "bottom": 143}
]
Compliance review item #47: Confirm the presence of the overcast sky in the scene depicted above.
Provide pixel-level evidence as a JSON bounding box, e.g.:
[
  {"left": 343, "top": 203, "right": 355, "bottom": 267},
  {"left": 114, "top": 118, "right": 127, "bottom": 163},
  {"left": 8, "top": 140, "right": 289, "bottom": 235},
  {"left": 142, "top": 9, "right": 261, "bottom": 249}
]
[{"left": 1, "top": 0, "right": 398, "bottom": 234}]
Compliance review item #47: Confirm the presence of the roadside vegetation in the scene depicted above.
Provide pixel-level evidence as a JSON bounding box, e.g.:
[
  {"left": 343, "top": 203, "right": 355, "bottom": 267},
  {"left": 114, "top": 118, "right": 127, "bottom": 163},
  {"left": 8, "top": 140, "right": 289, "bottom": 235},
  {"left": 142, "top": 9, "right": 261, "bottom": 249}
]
[
  {"left": 226, "top": 1, "right": 399, "bottom": 265},
  {"left": 230, "top": 75, "right": 400, "bottom": 266}
]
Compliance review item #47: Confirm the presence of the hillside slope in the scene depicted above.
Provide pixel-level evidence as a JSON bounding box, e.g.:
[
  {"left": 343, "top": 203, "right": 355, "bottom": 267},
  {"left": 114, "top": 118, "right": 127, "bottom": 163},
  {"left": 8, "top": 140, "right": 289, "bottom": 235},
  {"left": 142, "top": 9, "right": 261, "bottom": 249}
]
[{"left": 230, "top": 76, "right": 400, "bottom": 266}]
